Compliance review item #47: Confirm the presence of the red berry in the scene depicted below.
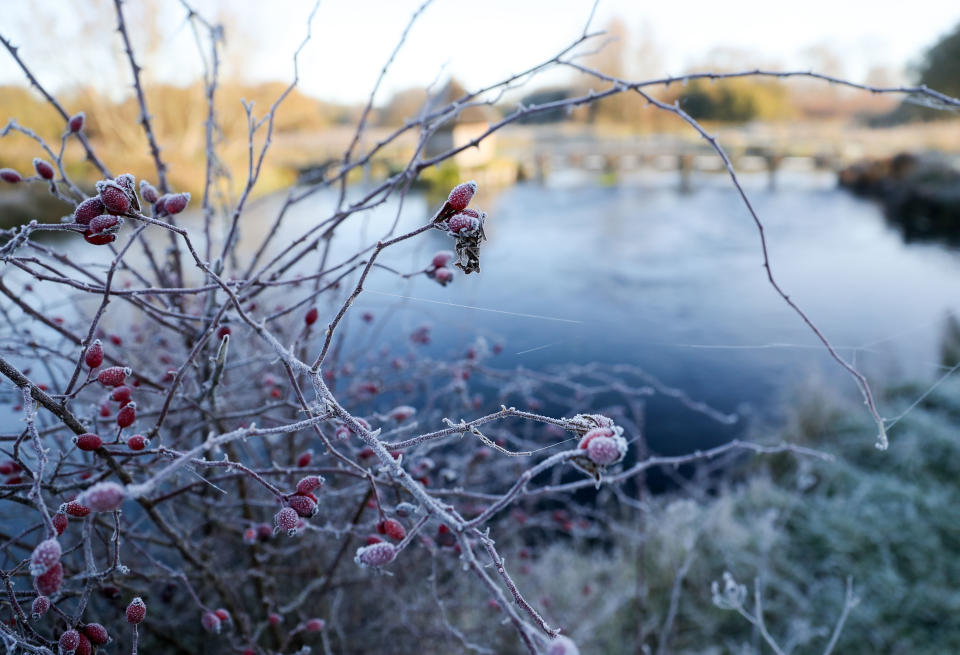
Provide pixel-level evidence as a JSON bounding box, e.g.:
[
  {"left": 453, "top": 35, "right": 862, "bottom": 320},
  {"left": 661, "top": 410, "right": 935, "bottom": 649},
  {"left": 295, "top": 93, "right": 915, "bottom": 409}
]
[
  {"left": 84, "top": 340, "right": 104, "bottom": 368},
  {"left": 365, "top": 535, "right": 383, "bottom": 545},
  {"left": 257, "top": 523, "right": 273, "bottom": 540},
  {"left": 578, "top": 427, "right": 614, "bottom": 450},
  {"left": 88, "top": 214, "right": 120, "bottom": 234},
  {"left": 116, "top": 403, "right": 136, "bottom": 428},
  {"left": 288, "top": 494, "right": 317, "bottom": 518},
  {"left": 586, "top": 436, "right": 623, "bottom": 465},
  {"left": 97, "top": 366, "right": 129, "bottom": 387},
  {"left": 35, "top": 562, "right": 63, "bottom": 595},
  {"left": 52, "top": 512, "right": 68, "bottom": 535},
  {"left": 61, "top": 501, "right": 91, "bottom": 517},
  {"left": 296, "top": 450, "right": 312, "bottom": 467},
  {"left": 214, "top": 608, "right": 231, "bottom": 623},
  {"left": 77, "top": 481, "right": 126, "bottom": 512},
  {"left": 75, "top": 433, "right": 102, "bottom": 451},
  {"left": 295, "top": 476, "right": 323, "bottom": 495},
  {"left": 111, "top": 386, "right": 132, "bottom": 403},
  {"left": 447, "top": 213, "right": 480, "bottom": 235},
  {"left": 305, "top": 618, "right": 325, "bottom": 632},
  {"left": 59, "top": 629, "right": 81, "bottom": 652},
  {"left": 33, "top": 158, "right": 55, "bottom": 180},
  {"left": 163, "top": 193, "right": 190, "bottom": 214},
  {"left": 75, "top": 634, "right": 92, "bottom": 655},
  {"left": 447, "top": 181, "right": 477, "bottom": 211},
  {"left": 127, "top": 434, "right": 148, "bottom": 451},
  {"left": 109, "top": 334, "right": 122, "bottom": 346},
  {"left": 243, "top": 527, "right": 257, "bottom": 544},
  {"left": 275, "top": 507, "right": 299, "bottom": 535},
  {"left": 68, "top": 113, "right": 85, "bottom": 132},
  {"left": 354, "top": 542, "right": 396, "bottom": 568},
  {"left": 83, "top": 230, "right": 116, "bottom": 245},
  {"left": 0, "top": 168, "right": 22, "bottom": 184},
  {"left": 31, "top": 595, "right": 50, "bottom": 620},
  {"left": 96, "top": 181, "right": 131, "bottom": 214},
  {"left": 201, "top": 611, "right": 222, "bottom": 634},
  {"left": 431, "top": 250, "right": 455, "bottom": 268},
  {"left": 305, "top": 307, "right": 318, "bottom": 326},
  {"left": 82, "top": 623, "right": 109, "bottom": 645},
  {"left": 377, "top": 518, "right": 406, "bottom": 541},
  {"left": 30, "top": 539, "right": 61, "bottom": 576},
  {"left": 99, "top": 403, "right": 111, "bottom": 418},
  {"left": 433, "top": 267, "right": 453, "bottom": 286},
  {"left": 74, "top": 197, "right": 105, "bottom": 226},
  {"left": 126, "top": 597, "right": 146, "bottom": 624},
  {"left": 268, "top": 613, "right": 281, "bottom": 626},
  {"left": 361, "top": 312, "right": 374, "bottom": 323},
  {"left": 217, "top": 325, "right": 231, "bottom": 339},
  {"left": 139, "top": 180, "right": 158, "bottom": 204}
]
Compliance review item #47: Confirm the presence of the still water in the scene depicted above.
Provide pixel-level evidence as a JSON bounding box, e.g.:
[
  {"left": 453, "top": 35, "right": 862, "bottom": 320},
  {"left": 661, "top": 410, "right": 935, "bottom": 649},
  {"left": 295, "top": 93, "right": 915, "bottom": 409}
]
[
  {"left": 256, "top": 170, "right": 960, "bottom": 453},
  {"left": 8, "top": 171, "right": 960, "bottom": 454}
]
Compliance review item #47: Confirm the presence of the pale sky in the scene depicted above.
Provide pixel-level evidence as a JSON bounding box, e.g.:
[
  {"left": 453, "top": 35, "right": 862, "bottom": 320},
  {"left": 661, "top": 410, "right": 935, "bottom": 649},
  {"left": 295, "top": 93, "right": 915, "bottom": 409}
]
[{"left": 2, "top": 0, "right": 959, "bottom": 104}]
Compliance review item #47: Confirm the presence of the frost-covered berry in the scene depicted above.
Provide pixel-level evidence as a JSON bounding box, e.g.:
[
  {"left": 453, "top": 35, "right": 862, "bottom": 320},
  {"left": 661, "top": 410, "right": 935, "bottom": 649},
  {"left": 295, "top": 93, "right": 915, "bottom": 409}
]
[
  {"left": 433, "top": 267, "right": 453, "bottom": 286},
  {"left": 114, "top": 173, "right": 136, "bottom": 195},
  {"left": 35, "top": 561, "right": 63, "bottom": 595},
  {"left": 377, "top": 519, "right": 406, "bottom": 541},
  {"left": 127, "top": 434, "right": 148, "bottom": 451},
  {"left": 74, "top": 197, "right": 105, "bottom": 226},
  {"left": 305, "top": 618, "right": 325, "bottom": 632},
  {"left": 30, "top": 539, "right": 61, "bottom": 576},
  {"left": 96, "top": 181, "right": 131, "bottom": 214},
  {"left": 0, "top": 168, "right": 22, "bottom": 183},
  {"left": 447, "top": 213, "right": 482, "bottom": 236},
  {"left": 84, "top": 340, "right": 104, "bottom": 368},
  {"left": 31, "top": 595, "right": 50, "bottom": 620},
  {"left": 139, "top": 180, "right": 159, "bottom": 204},
  {"left": 365, "top": 535, "right": 383, "bottom": 545},
  {"left": 545, "top": 635, "right": 580, "bottom": 655},
  {"left": 111, "top": 386, "right": 132, "bottom": 403},
  {"left": 447, "top": 181, "right": 477, "bottom": 211},
  {"left": 296, "top": 476, "right": 323, "bottom": 495},
  {"left": 59, "top": 629, "right": 81, "bottom": 653},
  {"left": 68, "top": 113, "right": 85, "bottom": 133},
  {"left": 97, "top": 366, "right": 130, "bottom": 387},
  {"left": 305, "top": 307, "right": 318, "bottom": 326},
  {"left": 61, "top": 501, "right": 91, "bottom": 518},
  {"left": 83, "top": 230, "right": 116, "bottom": 246},
  {"left": 52, "top": 512, "right": 68, "bottom": 536},
  {"left": 354, "top": 542, "right": 396, "bottom": 568},
  {"left": 214, "top": 608, "right": 231, "bottom": 624},
  {"left": 578, "top": 426, "right": 627, "bottom": 466},
  {"left": 275, "top": 507, "right": 299, "bottom": 535},
  {"left": 268, "top": 613, "right": 281, "bottom": 626},
  {"left": 116, "top": 403, "right": 136, "bottom": 428},
  {"left": 77, "top": 481, "right": 126, "bottom": 512},
  {"left": 126, "top": 597, "right": 146, "bottom": 624},
  {"left": 201, "top": 611, "right": 221, "bottom": 634},
  {"left": 217, "top": 325, "right": 231, "bottom": 339},
  {"left": 82, "top": 623, "right": 109, "bottom": 645},
  {"left": 162, "top": 193, "right": 190, "bottom": 215},
  {"left": 587, "top": 436, "right": 624, "bottom": 465},
  {"left": 74, "top": 634, "right": 92, "bottom": 655},
  {"left": 431, "top": 251, "right": 455, "bottom": 269},
  {"left": 88, "top": 214, "right": 120, "bottom": 234},
  {"left": 288, "top": 494, "right": 317, "bottom": 518},
  {"left": 75, "top": 433, "right": 102, "bottom": 451},
  {"left": 33, "top": 158, "right": 55, "bottom": 180}
]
